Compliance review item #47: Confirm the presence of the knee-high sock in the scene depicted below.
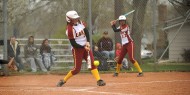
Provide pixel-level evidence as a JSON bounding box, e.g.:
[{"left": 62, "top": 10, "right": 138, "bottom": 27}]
[
  {"left": 64, "top": 71, "right": 73, "bottom": 82},
  {"left": 133, "top": 61, "right": 142, "bottom": 73},
  {"left": 91, "top": 69, "right": 101, "bottom": 81},
  {"left": 116, "top": 63, "right": 122, "bottom": 73}
]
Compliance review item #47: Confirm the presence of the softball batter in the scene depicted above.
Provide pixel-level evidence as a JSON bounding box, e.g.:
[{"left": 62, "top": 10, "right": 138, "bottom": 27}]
[
  {"left": 57, "top": 10, "right": 106, "bottom": 87},
  {"left": 110, "top": 15, "right": 143, "bottom": 77}
]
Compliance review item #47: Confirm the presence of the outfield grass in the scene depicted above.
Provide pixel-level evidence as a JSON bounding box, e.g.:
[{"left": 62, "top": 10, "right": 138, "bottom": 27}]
[
  {"left": 49, "top": 59, "right": 190, "bottom": 75},
  {"left": 140, "top": 58, "right": 190, "bottom": 72},
  {"left": 7, "top": 58, "right": 190, "bottom": 75},
  {"left": 140, "top": 63, "right": 190, "bottom": 72}
]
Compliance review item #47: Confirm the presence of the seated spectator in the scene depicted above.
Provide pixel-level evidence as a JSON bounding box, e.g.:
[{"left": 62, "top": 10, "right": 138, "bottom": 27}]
[
  {"left": 0, "top": 60, "right": 9, "bottom": 64},
  {"left": 115, "top": 43, "right": 131, "bottom": 70},
  {"left": 0, "top": 59, "right": 9, "bottom": 76},
  {"left": 40, "top": 39, "right": 56, "bottom": 71},
  {"left": 97, "top": 31, "right": 114, "bottom": 60},
  {"left": 93, "top": 45, "right": 108, "bottom": 71},
  {"left": 0, "top": 59, "right": 18, "bottom": 76},
  {"left": 24, "top": 36, "right": 47, "bottom": 72},
  {"left": 7, "top": 36, "right": 24, "bottom": 72}
]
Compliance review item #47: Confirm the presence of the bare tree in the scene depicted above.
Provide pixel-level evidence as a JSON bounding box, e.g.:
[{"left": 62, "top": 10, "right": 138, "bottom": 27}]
[{"left": 132, "top": 0, "right": 148, "bottom": 64}]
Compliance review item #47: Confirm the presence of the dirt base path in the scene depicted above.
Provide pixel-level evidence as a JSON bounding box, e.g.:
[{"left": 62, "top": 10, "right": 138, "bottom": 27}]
[{"left": 0, "top": 72, "right": 190, "bottom": 95}]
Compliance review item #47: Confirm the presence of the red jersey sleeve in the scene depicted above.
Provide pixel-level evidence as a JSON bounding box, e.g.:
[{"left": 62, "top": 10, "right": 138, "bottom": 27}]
[{"left": 67, "top": 24, "right": 74, "bottom": 39}]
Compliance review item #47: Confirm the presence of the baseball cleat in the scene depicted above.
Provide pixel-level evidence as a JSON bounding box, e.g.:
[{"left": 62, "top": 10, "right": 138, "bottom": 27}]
[
  {"left": 137, "top": 72, "right": 143, "bottom": 77},
  {"left": 97, "top": 79, "right": 106, "bottom": 86},
  {"left": 113, "top": 72, "right": 118, "bottom": 77},
  {"left": 56, "top": 80, "right": 65, "bottom": 87}
]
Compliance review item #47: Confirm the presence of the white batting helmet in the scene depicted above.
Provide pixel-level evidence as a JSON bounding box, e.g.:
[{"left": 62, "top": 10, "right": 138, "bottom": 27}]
[
  {"left": 118, "top": 15, "right": 126, "bottom": 21},
  {"left": 66, "top": 10, "right": 80, "bottom": 22}
]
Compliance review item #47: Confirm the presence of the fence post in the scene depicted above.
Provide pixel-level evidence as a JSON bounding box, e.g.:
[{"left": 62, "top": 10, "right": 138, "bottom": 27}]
[
  {"left": 3, "top": 0, "right": 7, "bottom": 60},
  {"left": 152, "top": 0, "right": 158, "bottom": 71},
  {"left": 2, "top": 0, "right": 9, "bottom": 76},
  {"left": 88, "top": 0, "right": 92, "bottom": 51},
  {"left": 152, "top": 0, "right": 157, "bottom": 63}
]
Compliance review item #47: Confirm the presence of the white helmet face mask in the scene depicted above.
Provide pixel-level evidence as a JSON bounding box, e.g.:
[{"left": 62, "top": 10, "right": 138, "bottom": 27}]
[
  {"left": 66, "top": 10, "right": 80, "bottom": 23},
  {"left": 118, "top": 15, "right": 126, "bottom": 21}
]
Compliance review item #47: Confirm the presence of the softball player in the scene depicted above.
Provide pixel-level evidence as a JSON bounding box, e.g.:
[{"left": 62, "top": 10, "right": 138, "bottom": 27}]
[
  {"left": 110, "top": 15, "right": 143, "bottom": 77},
  {"left": 57, "top": 10, "right": 106, "bottom": 87}
]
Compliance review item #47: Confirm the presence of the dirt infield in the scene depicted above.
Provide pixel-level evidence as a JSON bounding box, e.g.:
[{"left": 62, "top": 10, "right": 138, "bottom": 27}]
[{"left": 0, "top": 72, "right": 190, "bottom": 95}]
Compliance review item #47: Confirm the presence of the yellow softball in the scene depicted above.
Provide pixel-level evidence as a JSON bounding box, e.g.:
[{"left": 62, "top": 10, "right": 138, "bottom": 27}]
[{"left": 94, "top": 60, "right": 100, "bottom": 66}]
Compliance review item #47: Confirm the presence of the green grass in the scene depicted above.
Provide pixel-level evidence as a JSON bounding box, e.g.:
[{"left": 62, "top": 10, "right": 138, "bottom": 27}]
[
  {"left": 139, "top": 63, "right": 190, "bottom": 72},
  {"left": 7, "top": 58, "right": 190, "bottom": 76},
  {"left": 140, "top": 58, "right": 190, "bottom": 72},
  {"left": 49, "top": 61, "right": 190, "bottom": 75}
]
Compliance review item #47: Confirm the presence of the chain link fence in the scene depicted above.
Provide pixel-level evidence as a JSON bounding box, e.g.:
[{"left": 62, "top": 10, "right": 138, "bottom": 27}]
[{"left": 0, "top": 0, "right": 190, "bottom": 75}]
